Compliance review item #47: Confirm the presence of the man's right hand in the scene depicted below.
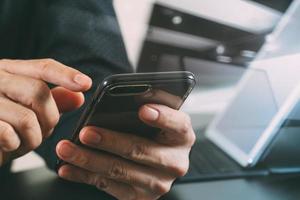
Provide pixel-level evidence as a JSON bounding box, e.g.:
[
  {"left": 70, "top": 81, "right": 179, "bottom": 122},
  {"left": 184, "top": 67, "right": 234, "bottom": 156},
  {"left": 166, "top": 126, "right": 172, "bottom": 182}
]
[{"left": 0, "top": 59, "right": 92, "bottom": 166}]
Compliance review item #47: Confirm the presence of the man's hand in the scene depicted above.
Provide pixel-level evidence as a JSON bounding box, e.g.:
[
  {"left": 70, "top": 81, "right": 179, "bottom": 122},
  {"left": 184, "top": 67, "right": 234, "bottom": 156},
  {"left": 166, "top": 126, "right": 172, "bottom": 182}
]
[
  {"left": 57, "top": 104, "right": 195, "bottom": 200},
  {"left": 0, "top": 59, "right": 92, "bottom": 166}
]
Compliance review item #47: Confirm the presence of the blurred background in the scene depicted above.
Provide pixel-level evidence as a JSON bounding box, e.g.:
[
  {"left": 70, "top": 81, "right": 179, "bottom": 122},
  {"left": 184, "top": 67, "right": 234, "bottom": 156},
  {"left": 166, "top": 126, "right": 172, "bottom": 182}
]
[{"left": 13, "top": 0, "right": 295, "bottom": 172}]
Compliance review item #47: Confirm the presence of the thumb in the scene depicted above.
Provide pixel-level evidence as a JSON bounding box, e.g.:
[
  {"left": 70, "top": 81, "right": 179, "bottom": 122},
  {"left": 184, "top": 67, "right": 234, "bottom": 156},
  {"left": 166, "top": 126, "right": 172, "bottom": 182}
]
[{"left": 51, "top": 86, "right": 85, "bottom": 113}]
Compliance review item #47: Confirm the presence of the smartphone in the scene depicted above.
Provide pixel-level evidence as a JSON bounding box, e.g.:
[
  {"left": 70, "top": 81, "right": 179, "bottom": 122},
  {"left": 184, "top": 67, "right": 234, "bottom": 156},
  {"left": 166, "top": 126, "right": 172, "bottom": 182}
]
[{"left": 56, "top": 71, "right": 195, "bottom": 169}]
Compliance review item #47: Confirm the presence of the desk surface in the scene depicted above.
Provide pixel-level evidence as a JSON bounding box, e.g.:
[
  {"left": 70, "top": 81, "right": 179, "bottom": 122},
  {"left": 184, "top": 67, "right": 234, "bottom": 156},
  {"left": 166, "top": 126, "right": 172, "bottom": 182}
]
[{"left": 1, "top": 167, "right": 300, "bottom": 200}]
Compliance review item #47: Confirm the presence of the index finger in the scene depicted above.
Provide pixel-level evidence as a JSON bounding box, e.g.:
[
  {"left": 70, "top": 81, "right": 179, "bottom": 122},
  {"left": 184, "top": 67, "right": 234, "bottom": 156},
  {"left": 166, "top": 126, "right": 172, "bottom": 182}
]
[{"left": 0, "top": 59, "right": 92, "bottom": 92}]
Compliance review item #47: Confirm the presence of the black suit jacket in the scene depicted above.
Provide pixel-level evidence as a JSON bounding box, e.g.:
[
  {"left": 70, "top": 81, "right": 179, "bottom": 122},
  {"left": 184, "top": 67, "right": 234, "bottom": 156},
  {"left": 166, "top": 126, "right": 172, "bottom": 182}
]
[{"left": 0, "top": 0, "right": 132, "bottom": 172}]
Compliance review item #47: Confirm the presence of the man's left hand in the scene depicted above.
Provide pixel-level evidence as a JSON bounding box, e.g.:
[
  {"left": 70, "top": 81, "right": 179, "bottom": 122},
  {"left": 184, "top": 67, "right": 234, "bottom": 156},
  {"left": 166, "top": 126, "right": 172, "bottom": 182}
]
[{"left": 56, "top": 104, "right": 195, "bottom": 200}]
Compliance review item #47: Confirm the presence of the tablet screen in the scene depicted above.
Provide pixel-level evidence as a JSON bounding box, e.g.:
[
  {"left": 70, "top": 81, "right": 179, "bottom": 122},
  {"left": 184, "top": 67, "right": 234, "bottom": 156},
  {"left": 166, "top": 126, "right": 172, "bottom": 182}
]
[
  {"left": 207, "top": 1, "right": 300, "bottom": 165},
  {"left": 214, "top": 69, "right": 278, "bottom": 154}
]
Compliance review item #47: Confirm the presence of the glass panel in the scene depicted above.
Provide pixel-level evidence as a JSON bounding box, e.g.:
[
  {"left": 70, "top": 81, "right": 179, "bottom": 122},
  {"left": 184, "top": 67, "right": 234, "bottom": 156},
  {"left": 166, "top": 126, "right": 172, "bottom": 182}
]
[{"left": 211, "top": 69, "right": 279, "bottom": 154}]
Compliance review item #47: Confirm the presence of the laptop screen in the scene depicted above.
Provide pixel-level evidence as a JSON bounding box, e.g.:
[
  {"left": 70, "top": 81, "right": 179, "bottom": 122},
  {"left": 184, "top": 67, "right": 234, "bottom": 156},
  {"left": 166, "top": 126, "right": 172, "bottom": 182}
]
[{"left": 206, "top": 0, "right": 300, "bottom": 166}]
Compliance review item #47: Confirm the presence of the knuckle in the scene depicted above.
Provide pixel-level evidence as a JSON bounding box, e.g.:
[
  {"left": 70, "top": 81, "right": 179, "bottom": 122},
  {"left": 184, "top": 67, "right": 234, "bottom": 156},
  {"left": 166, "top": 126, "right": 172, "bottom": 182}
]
[
  {"left": 152, "top": 181, "right": 171, "bottom": 196},
  {"left": 156, "top": 151, "right": 166, "bottom": 166},
  {"left": 18, "top": 109, "right": 37, "bottom": 131},
  {"left": 189, "top": 130, "right": 196, "bottom": 146},
  {"left": 171, "top": 161, "right": 189, "bottom": 177},
  {"left": 109, "top": 160, "right": 128, "bottom": 180},
  {"left": 39, "top": 58, "right": 58, "bottom": 79},
  {"left": 94, "top": 177, "right": 108, "bottom": 190},
  {"left": 0, "top": 124, "right": 16, "bottom": 149},
  {"left": 41, "top": 58, "right": 57, "bottom": 69},
  {"left": 181, "top": 114, "right": 196, "bottom": 146},
  {"left": 180, "top": 114, "right": 192, "bottom": 134},
  {"left": 45, "top": 112, "right": 60, "bottom": 135},
  {"left": 76, "top": 151, "right": 90, "bottom": 167},
  {"left": 50, "top": 113, "right": 60, "bottom": 128},
  {"left": 18, "top": 110, "right": 41, "bottom": 149},
  {"left": 26, "top": 137, "right": 42, "bottom": 150},
  {"left": 85, "top": 172, "right": 98, "bottom": 186},
  {"left": 30, "top": 80, "right": 50, "bottom": 104},
  {"left": 126, "top": 141, "right": 147, "bottom": 160},
  {"left": 26, "top": 136, "right": 42, "bottom": 150},
  {"left": 0, "top": 123, "right": 12, "bottom": 138},
  {"left": 51, "top": 112, "right": 60, "bottom": 126},
  {"left": 167, "top": 150, "right": 190, "bottom": 177},
  {"left": 181, "top": 122, "right": 190, "bottom": 135}
]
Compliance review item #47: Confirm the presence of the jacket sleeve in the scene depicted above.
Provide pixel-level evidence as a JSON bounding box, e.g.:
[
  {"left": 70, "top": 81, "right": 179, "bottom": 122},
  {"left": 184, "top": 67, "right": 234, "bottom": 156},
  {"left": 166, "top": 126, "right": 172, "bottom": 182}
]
[{"left": 33, "top": 0, "right": 133, "bottom": 170}]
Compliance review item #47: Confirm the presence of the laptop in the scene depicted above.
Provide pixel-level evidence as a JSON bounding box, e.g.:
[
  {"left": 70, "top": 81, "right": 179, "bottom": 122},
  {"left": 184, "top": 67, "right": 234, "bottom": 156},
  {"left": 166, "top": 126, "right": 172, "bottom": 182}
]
[{"left": 179, "top": 0, "right": 300, "bottom": 182}]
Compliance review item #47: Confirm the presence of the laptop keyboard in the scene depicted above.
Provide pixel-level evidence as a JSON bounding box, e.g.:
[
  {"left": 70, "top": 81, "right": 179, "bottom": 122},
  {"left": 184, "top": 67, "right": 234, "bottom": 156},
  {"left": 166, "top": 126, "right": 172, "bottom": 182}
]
[{"left": 178, "top": 138, "right": 269, "bottom": 183}]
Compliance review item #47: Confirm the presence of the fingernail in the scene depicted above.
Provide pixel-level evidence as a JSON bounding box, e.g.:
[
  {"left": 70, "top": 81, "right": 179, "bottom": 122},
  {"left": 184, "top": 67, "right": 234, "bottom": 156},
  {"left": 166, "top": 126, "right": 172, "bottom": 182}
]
[
  {"left": 58, "top": 143, "right": 75, "bottom": 159},
  {"left": 82, "top": 130, "right": 101, "bottom": 145},
  {"left": 143, "top": 106, "right": 159, "bottom": 121},
  {"left": 58, "top": 165, "right": 69, "bottom": 178},
  {"left": 0, "top": 135, "right": 20, "bottom": 152},
  {"left": 73, "top": 74, "right": 92, "bottom": 87},
  {"left": 58, "top": 167, "right": 66, "bottom": 177}
]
